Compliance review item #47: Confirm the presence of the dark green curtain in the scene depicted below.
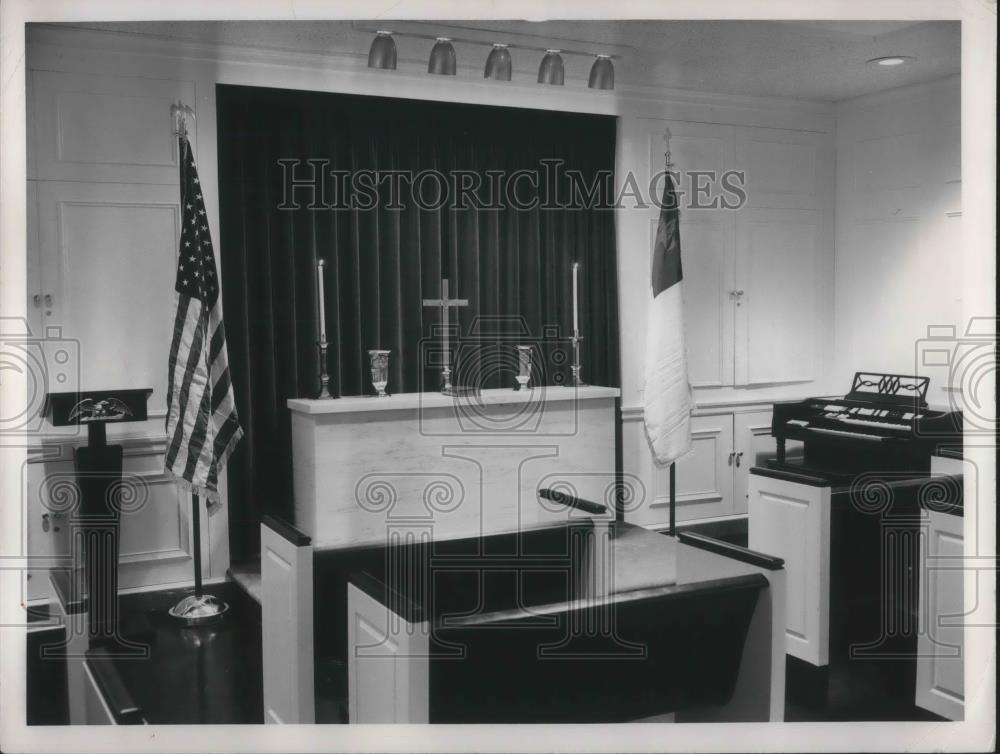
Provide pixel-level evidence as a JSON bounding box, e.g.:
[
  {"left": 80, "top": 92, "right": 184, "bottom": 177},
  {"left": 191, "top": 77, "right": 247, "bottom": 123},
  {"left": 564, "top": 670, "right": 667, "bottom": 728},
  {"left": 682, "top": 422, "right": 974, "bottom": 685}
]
[{"left": 217, "top": 84, "right": 619, "bottom": 561}]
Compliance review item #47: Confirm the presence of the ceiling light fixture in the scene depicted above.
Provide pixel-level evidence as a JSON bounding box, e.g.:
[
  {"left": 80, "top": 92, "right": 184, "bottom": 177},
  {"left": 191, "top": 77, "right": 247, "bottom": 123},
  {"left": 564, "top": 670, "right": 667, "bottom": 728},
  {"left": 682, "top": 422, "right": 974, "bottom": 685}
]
[
  {"left": 428, "top": 37, "right": 457, "bottom": 75},
  {"left": 367, "top": 31, "right": 397, "bottom": 70},
  {"left": 484, "top": 43, "right": 512, "bottom": 81},
  {"left": 588, "top": 54, "right": 614, "bottom": 90},
  {"left": 866, "top": 55, "right": 915, "bottom": 68},
  {"left": 537, "top": 49, "right": 565, "bottom": 86},
  {"left": 357, "top": 25, "right": 620, "bottom": 91}
]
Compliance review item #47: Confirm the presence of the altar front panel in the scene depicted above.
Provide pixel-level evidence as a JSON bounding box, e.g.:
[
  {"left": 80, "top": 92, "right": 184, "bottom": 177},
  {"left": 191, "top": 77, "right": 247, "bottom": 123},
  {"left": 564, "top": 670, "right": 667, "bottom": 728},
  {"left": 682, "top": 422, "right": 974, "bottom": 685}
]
[{"left": 288, "top": 387, "right": 620, "bottom": 549}]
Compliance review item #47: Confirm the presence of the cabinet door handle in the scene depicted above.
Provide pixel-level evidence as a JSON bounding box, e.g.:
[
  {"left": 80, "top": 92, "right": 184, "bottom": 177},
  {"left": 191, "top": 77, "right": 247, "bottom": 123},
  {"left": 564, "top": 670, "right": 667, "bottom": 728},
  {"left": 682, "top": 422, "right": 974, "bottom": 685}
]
[
  {"left": 32, "top": 294, "right": 41, "bottom": 307},
  {"left": 728, "top": 451, "right": 735, "bottom": 465},
  {"left": 44, "top": 293, "right": 53, "bottom": 307},
  {"left": 735, "top": 451, "right": 744, "bottom": 467}
]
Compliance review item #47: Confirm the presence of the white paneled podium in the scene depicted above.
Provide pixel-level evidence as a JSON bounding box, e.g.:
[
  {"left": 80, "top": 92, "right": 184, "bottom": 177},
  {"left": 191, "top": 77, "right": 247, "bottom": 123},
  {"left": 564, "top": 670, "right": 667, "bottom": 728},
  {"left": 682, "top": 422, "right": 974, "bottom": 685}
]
[{"left": 287, "top": 386, "right": 620, "bottom": 549}]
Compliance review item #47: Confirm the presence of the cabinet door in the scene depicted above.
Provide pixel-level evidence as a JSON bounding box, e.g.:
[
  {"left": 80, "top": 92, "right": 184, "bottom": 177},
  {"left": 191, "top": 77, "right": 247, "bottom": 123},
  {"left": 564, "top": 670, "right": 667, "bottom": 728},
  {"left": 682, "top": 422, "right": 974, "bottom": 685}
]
[
  {"left": 27, "top": 181, "right": 44, "bottom": 335},
  {"left": 733, "top": 410, "right": 774, "bottom": 515},
  {"left": 641, "top": 120, "right": 736, "bottom": 388},
  {"left": 915, "top": 510, "right": 964, "bottom": 720},
  {"left": 656, "top": 414, "right": 736, "bottom": 523},
  {"left": 735, "top": 208, "right": 823, "bottom": 386},
  {"left": 35, "top": 180, "right": 180, "bottom": 416},
  {"left": 735, "top": 127, "right": 827, "bottom": 210},
  {"left": 27, "top": 443, "right": 200, "bottom": 594},
  {"left": 655, "top": 212, "right": 735, "bottom": 388},
  {"left": 30, "top": 70, "right": 195, "bottom": 184}
]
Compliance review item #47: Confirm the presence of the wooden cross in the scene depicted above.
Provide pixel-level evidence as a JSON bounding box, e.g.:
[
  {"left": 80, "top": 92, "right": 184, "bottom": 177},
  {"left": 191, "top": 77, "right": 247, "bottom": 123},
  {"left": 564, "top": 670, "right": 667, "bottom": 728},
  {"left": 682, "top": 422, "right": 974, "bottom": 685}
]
[{"left": 422, "top": 278, "right": 469, "bottom": 393}]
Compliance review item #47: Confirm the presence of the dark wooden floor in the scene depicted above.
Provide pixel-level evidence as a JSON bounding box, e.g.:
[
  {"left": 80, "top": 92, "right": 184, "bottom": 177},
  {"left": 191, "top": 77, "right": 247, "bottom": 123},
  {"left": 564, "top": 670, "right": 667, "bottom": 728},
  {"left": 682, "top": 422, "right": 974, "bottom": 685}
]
[
  {"left": 29, "top": 555, "right": 946, "bottom": 724},
  {"left": 28, "top": 581, "right": 263, "bottom": 725},
  {"left": 671, "top": 519, "right": 947, "bottom": 723}
]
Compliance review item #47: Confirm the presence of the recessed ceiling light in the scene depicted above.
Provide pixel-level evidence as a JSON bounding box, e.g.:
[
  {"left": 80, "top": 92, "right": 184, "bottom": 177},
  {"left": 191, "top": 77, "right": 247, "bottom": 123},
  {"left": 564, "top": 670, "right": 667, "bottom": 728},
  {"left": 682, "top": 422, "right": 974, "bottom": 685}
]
[{"left": 867, "top": 55, "right": 915, "bottom": 67}]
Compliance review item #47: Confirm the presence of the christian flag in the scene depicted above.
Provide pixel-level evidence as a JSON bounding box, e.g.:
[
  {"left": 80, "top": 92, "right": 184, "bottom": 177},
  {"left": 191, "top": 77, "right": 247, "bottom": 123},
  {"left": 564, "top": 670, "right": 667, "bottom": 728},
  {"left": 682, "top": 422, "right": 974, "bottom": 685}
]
[
  {"left": 164, "top": 136, "right": 243, "bottom": 505},
  {"left": 643, "top": 170, "right": 693, "bottom": 465}
]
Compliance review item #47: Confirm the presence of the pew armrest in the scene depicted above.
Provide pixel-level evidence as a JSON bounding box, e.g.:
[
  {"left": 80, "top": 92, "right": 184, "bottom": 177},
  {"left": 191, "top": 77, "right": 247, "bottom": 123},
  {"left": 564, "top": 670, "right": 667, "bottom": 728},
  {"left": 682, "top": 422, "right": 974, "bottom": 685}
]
[
  {"left": 83, "top": 647, "right": 144, "bottom": 725},
  {"left": 677, "top": 531, "right": 784, "bottom": 570}
]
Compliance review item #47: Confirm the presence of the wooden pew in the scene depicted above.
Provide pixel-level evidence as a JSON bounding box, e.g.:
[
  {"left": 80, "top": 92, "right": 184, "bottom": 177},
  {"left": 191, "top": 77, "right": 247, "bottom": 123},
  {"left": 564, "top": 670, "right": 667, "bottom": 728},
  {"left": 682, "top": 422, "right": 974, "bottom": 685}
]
[{"left": 261, "top": 517, "right": 786, "bottom": 723}]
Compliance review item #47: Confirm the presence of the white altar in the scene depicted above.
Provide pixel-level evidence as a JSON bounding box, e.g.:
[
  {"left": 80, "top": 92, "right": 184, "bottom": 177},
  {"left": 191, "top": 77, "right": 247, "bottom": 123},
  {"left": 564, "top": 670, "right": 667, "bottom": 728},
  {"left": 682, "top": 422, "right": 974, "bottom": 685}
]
[{"left": 287, "top": 386, "right": 620, "bottom": 549}]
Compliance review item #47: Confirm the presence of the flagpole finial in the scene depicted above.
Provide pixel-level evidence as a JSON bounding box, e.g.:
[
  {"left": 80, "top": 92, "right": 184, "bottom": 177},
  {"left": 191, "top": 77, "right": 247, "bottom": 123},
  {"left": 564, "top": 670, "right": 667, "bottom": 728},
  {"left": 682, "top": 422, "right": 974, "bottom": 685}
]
[
  {"left": 663, "top": 127, "right": 674, "bottom": 169},
  {"left": 171, "top": 101, "right": 196, "bottom": 139}
]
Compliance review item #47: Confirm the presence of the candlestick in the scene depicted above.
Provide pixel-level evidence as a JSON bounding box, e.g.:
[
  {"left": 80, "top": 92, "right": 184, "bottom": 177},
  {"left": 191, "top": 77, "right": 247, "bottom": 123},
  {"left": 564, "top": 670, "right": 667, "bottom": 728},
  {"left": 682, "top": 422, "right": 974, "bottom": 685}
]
[
  {"left": 317, "top": 259, "right": 327, "bottom": 342},
  {"left": 570, "top": 261, "right": 586, "bottom": 387},
  {"left": 572, "top": 262, "right": 579, "bottom": 334},
  {"left": 316, "top": 258, "right": 334, "bottom": 399}
]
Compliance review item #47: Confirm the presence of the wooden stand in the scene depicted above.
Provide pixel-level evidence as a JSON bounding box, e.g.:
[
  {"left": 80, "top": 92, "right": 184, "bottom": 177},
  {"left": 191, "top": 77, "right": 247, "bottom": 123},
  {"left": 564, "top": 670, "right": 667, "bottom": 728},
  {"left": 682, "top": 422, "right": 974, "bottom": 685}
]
[{"left": 44, "top": 388, "right": 152, "bottom": 655}]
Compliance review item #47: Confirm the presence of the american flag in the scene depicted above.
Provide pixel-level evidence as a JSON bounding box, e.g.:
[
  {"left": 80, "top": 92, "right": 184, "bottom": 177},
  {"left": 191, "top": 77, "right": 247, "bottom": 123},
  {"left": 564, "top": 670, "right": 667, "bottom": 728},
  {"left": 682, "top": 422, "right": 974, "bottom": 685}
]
[{"left": 164, "top": 136, "right": 243, "bottom": 504}]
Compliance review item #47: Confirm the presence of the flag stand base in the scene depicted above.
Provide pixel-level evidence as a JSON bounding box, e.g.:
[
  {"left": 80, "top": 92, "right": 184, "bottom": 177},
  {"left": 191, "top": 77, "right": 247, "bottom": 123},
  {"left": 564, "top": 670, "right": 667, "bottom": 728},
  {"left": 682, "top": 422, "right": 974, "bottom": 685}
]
[
  {"left": 168, "top": 491, "right": 228, "bottom": 626},
  {"left": 168, "top": 593, "right": 229, "bottom": 626},
  {"left": 167, "top": 594, "right": 229, "bottom": 626}
]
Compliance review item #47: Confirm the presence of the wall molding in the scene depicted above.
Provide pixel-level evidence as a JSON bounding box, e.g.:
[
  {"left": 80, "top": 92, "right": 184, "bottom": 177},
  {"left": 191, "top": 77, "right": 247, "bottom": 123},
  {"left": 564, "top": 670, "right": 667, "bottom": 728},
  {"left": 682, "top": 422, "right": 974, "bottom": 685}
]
[
  {"left": 621, "top": 396, "right": 790, "bottom": 421},
  {"left": 27, "top": 433, "right": 171, "bottom": 463}
]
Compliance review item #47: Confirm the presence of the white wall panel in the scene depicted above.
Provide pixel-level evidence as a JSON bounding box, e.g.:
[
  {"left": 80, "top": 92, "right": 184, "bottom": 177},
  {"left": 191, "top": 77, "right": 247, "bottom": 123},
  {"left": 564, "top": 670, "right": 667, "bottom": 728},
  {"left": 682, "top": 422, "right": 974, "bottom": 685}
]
[
  {"left": 834, "top": 77, "right": 964, "bottom": 394},
  {"left": 31, "top": 71, "right": 196, "bottom": 184}
]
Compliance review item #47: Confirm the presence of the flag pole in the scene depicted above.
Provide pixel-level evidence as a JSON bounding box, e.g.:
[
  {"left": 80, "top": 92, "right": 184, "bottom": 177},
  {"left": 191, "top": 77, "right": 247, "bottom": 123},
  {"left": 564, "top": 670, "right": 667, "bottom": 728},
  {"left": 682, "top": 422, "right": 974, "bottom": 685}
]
[
  {"left": 166, "top": 101, "right": 232, "bottom": 626},
  {"left": 191, "top": 493, "right": 203, "bottom": 598},
  {"left": 669, "top": 462, "right": 676, "bottom": 537},
  {"left": 664, "top": 128, "right": 678, "bottom": 539},
  {"left": 169, "top": 490, "right": 225, "bottom": 624}
]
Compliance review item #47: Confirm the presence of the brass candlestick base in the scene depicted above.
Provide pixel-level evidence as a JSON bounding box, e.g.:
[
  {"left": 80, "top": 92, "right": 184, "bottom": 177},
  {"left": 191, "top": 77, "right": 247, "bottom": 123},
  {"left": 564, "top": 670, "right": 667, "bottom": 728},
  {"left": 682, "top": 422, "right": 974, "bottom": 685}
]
[
  {"left": 368, "top": 349, "right": 390, "bottom": 397},
  {"left": 515, "top": 345, "right": 533, "bottom": 391},
  {"left": 571, "top": 335, "right": 587, "bottom": 387},
  {"left": 317, "top": 338, "right": 335, "bottom": 399}
]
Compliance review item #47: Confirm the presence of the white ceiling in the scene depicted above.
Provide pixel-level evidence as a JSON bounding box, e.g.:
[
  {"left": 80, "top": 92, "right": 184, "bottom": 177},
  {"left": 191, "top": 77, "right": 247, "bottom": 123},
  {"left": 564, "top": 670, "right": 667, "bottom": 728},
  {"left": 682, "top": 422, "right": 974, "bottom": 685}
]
[{"left": 56, "top": 19, "right": 960, "bottom": 102}]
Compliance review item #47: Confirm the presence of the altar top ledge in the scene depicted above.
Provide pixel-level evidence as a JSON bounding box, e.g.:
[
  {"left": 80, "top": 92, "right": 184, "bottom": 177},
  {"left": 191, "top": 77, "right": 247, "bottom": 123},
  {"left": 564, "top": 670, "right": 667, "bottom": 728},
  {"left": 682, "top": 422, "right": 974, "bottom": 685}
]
[{"left": 287, "top": 386, "right": 620, "bottom": 415}]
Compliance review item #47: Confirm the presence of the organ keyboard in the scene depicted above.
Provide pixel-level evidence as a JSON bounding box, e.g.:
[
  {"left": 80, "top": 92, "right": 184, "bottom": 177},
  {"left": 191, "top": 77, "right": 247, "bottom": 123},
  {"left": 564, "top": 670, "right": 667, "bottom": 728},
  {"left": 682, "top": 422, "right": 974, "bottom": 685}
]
[{"left": 771, "top": 372, "right": 962, "bottom": 467}]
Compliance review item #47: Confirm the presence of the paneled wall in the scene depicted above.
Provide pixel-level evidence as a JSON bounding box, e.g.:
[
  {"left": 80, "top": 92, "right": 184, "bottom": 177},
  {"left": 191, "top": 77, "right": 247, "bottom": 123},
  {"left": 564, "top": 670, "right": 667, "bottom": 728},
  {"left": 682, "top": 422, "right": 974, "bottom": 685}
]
[
  {"left": 25, "top": 56, "right": 220, "bottom": 598},
  {"left": 617, "top": 112, "right": 835, "bottom": 527},
  {"left": 24, "top": 24, "right": 839, "bottom": 592},
  {"left": 833, "top": 76, "right": 962, "bottom": 399}
]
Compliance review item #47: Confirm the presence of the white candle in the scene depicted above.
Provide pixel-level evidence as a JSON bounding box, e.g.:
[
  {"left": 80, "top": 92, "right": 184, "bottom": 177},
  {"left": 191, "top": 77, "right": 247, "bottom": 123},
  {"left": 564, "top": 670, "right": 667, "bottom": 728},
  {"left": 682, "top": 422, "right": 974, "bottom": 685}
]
[
  {"left": 572, "top": 262, "right": 579, "bottom": 334},
  {"left": 317, "top": 259, "right": 327, "bottom": 342}
]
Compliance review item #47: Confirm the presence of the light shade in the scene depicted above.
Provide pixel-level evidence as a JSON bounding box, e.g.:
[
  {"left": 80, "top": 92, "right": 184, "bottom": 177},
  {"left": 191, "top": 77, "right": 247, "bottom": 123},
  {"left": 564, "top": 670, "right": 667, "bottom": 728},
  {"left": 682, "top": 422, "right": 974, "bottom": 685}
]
[
  {"left": 866, "top": 55, "right": 914, "bottom": 67},
  {"left": 367, "top": 31, "right": 397, "bottom": 70},
  {"left": 537, "top": 49, "right": 565, "bottom": 85},
  {"left": 588, "top": 55, "right": 614, "bottom": 90},
  {"left": 484, "top": 43, "right": 512, "bottom": 81},
  {"left": 428, "top": 37, "right": 457, "bottom": 75}
]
